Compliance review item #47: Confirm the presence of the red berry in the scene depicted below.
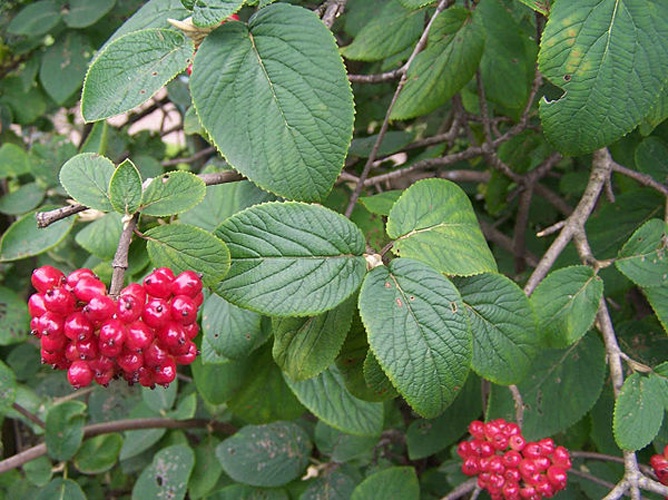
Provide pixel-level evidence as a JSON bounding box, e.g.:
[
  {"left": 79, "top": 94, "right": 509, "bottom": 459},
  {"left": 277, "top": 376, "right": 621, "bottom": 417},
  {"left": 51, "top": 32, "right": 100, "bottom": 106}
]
[
  {"left": 41, "top": 348, "right": 63, "bottom": 365},
  {"left": 43, "top": 287, "right": 76, "bottom": 315},
  {"left": 76, "top": 338, "right": 99, "bottom": 360},
  {"left": 534, "top": 455, "right": 551, "bottom": 471},
  {"left": 28, "top": 293, "right": 48, "bottom": 317},
  {"left": 65, "top": 268, "right": 97, "bottom": 289},
  {"left": 31, "top": 266, "right": 65, "bottom": 293},
  {"left": 193, "top": 292, "right": 204, "bottom": 307},
  {"left": 73, "top": 276, "right": 107, "bottom": 302},
  {"left": 519, "top": 459, "right": 538, "bottom": 481},
  {"left": 509, "top": 434, "right": 526, "bottom": 451},
  {"left": 154, "top": 358, "right": 177, "bottom": 387},
  {"left": 174, "top": 341, "right": 198, "bottom": 365},
  {"left": 552, "top": 446, "right": 571, "bottom": 470},
  {"left": 522, "top": 442, "right": 542, "bottom": 459},
  {"left": 462, "top": 456, "right": 480, "bottom": 475},
  {"left": 458, "top": 440, "right": 472, "bottom": 458},
  {"left": 117, "top": 294, "right": 143, "bottom": 323},
  {"left": 137, "top": 366, "right": 155, "bottom": 388},
  {"left": 143, "top": 268, "right": 175, "bottom": 298},
  {"left": 503, "top": 450, "right": 522, "bottom": 468},
  {"left": 117, "top": 350, "right": 144, "bottom": 374},
  {"left": 67, "top": 360, "right": 93, "bottom": 389},
  {"left": 34, "top": 311, "right": 65, "bottom": 337},
  {"left": 126, "top": 321, "right": 155, "bottom": 352},
  {"left": 170, "top": 295, "right": 198, "bottom": 325},
  {"left": 538, "top": 438, "right": 555, "bottom": 456},
  {"left": 533, "top": 475, "right": 554, "bottom": 497},
  {"left": 99, "top": 319, "right": 126, "bottom": 357},
  {"left": 144, "top": 342, "right": 169, "bottom": 368},
  {"left": 504, "top": 467, "right": 521, "bottom": 483},
  {"left": 171, "top": 270, "right": 203, "bottom": 298},
  {"left": 158, "top": 322, "right": 189, "bottom": 355},
  {"left": 546, "top": 465, "right": 568, "bottom": 489},
  {"left": 183, "top": 322, "right": 199, "bottom": 340},
  {"left": 484, "top": 421, "right": 502, "bottom": 441},
  {"left": 120, "top": 282, "right": 146, "bottom": 305},
  {"left": 519, "top": 485, "right": 537, "bottom": 499},
  {"left": 486, "top": 456, "right": 505, "bottom": 475},
  {"left": 492, "top": 432, "right": 509, "bottom": 450},
  {"left": 63, "top": 312, "right": 94, "bottom": 341},
  {"left": 65, "top": 343, "right": 80, "bottom": 362},
  {"left": 502, "top": 480, "right": 520, "bottom": 500},
  {"left": 143, "top": 297, "right": 171, "bottom": 329},
  {"left": 83, "top": 295, "right": 116, "bottom": 324},
  {"left": 41, "top": 330, "right": 67, "bottom": 352}
]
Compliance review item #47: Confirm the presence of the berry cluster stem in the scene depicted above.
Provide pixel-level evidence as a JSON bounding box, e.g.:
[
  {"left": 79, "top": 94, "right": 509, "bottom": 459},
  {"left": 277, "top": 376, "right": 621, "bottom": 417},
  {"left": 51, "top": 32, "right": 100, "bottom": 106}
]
[{"left": 109, "top": 214, "right": 138, "bottom": 297}]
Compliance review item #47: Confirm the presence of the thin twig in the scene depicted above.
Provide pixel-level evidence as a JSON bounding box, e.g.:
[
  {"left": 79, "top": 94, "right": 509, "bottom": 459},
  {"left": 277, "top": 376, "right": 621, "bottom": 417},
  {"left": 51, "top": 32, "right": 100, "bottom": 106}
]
[
  {"left": 36, "top": 204, "right": 87, "bottom": 228},
  {"left": 569, "top": 468, "right": 621, "bottom": 492},
  {"left": 11, "top": 402, "right": 45, "bottom": 429},
  {"left": 611, "top": 161, "right": 668, "bottom": 197},
  {"left": 162, "top": 146, "right": 216, "bottom": 167},
  {"left": 109, "top": 214, "right": 139, "bottom": 297},
  {"left": 348, "top": 69, "right": 403, "bottom": 84},
  {"left": 440, "top": 478, "right": 477, "bottom": 500},
  {"left": 508, "top": 385, "right": 524, "bottom": 427}
]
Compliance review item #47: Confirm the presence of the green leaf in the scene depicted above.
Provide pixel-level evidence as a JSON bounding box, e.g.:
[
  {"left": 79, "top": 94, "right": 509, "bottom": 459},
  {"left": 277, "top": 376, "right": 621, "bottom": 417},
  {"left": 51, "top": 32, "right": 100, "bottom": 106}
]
[
  {"left": 63, "top": 0, "right": 116, "bottom": 28},
  {"left": 387, "top": 178, "right": 497, "bottom": 276},
  {"left": 216, "top": 421, "right": 312, "bottom": 487},
  {"left": 59, "top": 153, "right": 115, "bottom": 211},
  {"left": 45, "top": 401, "right": 87, "bottom": 461},
  {"left": 209, "top": 484, "right": 289, "bottom": 499},
  {"left": 75, "top": 212, "right": 123, "bottom": 260},
  {"left": 73, "top": 433, "right": 123, "bottom": 474},
  {"left": 191, "top": 3, "right": 354, "bottom": 202},
  {"left": 635, "top": 137, "right": 668, "bottom": 183},
  {"left": 488, "top": 334, "right": 607, "bottom": 441},
  {"left": 341, "top": 0, "right": 423, "bottom": 62},
  {"left": 132, "top": 444, "right": 194, "bottom": 500},
  {"left": 145, "top": 224, "right": 229, "bottom": 286},
  {"left": 406, "top": 374, "right": 482, "bottom": 460},
  {"left": 0, "top": 182, "right": 45, "bottom": 215},
  {"left": 24, "top": 456, "right": 52, "bottom": 487},
  {"left": 398, "top": 0, "right": 435, "bottom": 8},
  {"left": 39, "top": 31, "right": 92, "bottom": 105},
  {"left": 363, "top": 352, "right": 399, "bottom": 400},
  {"left": 391, "top": 8, "right": 484, "bottom": 120},
  {"left": 351, "top": 467, "right": 419, "bottom": 500},
  {"left": 273, "top": 296, "right": 355, "bottom": 381},
  {"left": 189, "top": 436, "right": 223, "bottom": 499},
  {"left": 202, "top": 293, "right": 266, "bottom": 360},
  {"left": 284, "top": 366, "right": 384, "bottom": 436},
  {"left": 301, "top": 468, "right": 358, "bottom": 500},
  {"left": 0, "top": 210, "right": 74, "bottom": 262},
  {"left": 0, "top": 143, "right": 31, "bottom": 178},
  {"left": 82, "top": 29, "right": 194, "bottom": 121},
  {"left": 103, "top": 0, "right": 190, "bottom": 46},
  {"left": 614, "top": 373, "right": 665, "bottom": 451},
  {"left": 616, "top": 219, "right": 668, "bottom": 288},
  {"left": 191, "top": 357, "right": 249, "bottom": 404},
  {"left": 214, "top": 202, "right": 366, "bottom": 317},
  {"left": 35, "top": 478, "right": 86, "bottom": 500},
  {"left": 530, "top": 265, "right": 603, "bottom": 348},
  {"left": 0, "top": 360, "right": 17, "bottom": 417},
  {"left": 110, "top": 159, "right": 143, "bottom": 215},
  {"left": 0, "top": 77, "right": 47, "bottom": 125},
  {"left": 644, "top": 285, "right": 668, "bottom": 334},
  {"left": 359, "top": 191, "right": 403, "bottom": 217},
  {"left": 359, "top": 258, "right": 471, "bottom": 418},
  {"left": 538, "top": 0, "right": 668, "bottom": 155},
  {"left": 140, "top": 171, "right": 206, "bottom": 216},
  {"left": 7, "top": 0, "right": 61, "bottom": 36},
  {"left": 454, "top": 273, "right": 539, "bottom": 385},
  {"left": 349, "top": 131, "right": 415, "bottom": 158},
  {"left": 314, "top": 422, "right": 378, "bottom": 463},
  {"left": 143, "top": 381, "right": 178, "bottom": 413},
  {"left": 192, "top": 0, "right": 243, "bottom": 27},
  {"left": 0, "top": 286, "right": 30, "bottom": 345},
  {"left": 515, "top": 0, "right": 550, "bottom": 16},
  {"left": 640, "top": 84, "right": 668, "bottom": 135}
]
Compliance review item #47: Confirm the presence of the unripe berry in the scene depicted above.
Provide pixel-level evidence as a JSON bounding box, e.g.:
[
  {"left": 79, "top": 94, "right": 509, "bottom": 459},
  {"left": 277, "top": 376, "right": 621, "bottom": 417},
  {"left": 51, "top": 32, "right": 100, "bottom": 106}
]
[
  {"left": 31, "top": 266, "right": 65, "bottom": 293},
  {"left": 67, "top": 360, "right": 93, "bottom": 389}
]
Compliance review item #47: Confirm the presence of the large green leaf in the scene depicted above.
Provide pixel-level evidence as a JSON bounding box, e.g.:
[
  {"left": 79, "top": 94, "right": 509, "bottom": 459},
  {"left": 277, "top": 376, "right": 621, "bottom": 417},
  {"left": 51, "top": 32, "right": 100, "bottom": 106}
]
[
  {"left": 301, "top": 468, "right": 358, "bottom": 500},
  {"left": 39, "top": 32, "right": 92, "bottom": 105},
  {"left": 613, "top": 373, "right": 665, "bottom": 451},
  {"left": 0, "top": 182, "right": 45, "bottom": 215},
  {"left": 62, "top": 0, "right": 116, "bottom": 28},
  {"left": 530, "top": 265, "right": 603, "bottom": 348},
  {"left": 538, "top": 0, "right": 668, "bottom": 155},
  {"left": 82, "top": 29, "right": 193, "bottom": 121},
  {"left": 191, "top": 3, "right": 354, "bottom": 201},
  {"left": 103, "top": 0, "right": 189, "bottom": 46},
  {"left": 358, "top": 258, "right": 471, "bottom": 418},
  {"left": 59, "top": 153, "right": 115, "bottom": 211},
  {"left": 7, "top": 0, "right": 61, "bottom": 36},
  {"left": 145, "top": 224, "right": 230, "bottom": 287},
  {"left": 35, "top": 479, "right": 86, "bottom": 500},
  {"left": 391, "top": 8, "right": 484, "bottom": 120},
  {"left": 284, "top": 366, "right": 384, "bottom": 436},
  {"left": 615, "top": 219, "right": 668, "bottom": 288},
  {"left": 192, "top": 0, "right": 243, "bottom": 27},
  {"left": 635, "top": 137, "right": 668, "bottom": 183},
  {"left": 488, "top": 334, "right": 606, "bottom": 441},
  {"left": 351, "top": 467, "right": 419, "bottom": 500},
  {"left": 0, "top": 287, "right": 30, "bottom": 345},
  {"left": 214, "top": 202, "right": 366, "bottom": 317},
  {"left": 454, "top": 273, "right": 539, "bottom": 385},
  {"left": 140, "top": 171, "right": 206, "bottom": 216},
  {"left": 45, "top": 401, "right": 87, "bottom": 461},
  {"left": 132, "top": 444, "right": 194, "bottom": 500},
  {"left": 0, "top": 210, "right": 74, "bottom": 262},
  {"left": 273, "top": 296, "right": 355, "bottom": 381},
  {"left": 340, "top": 0, "right": 423, "bottom": 62},
  {"left": 387, "top": 178, "right": 496, "bottom": 276},
  {"left": 216, "top": 421, "right": 312, "bottom": 487},
  {"left": 644, "top": 285, "right": 668, "bottom": 334}
]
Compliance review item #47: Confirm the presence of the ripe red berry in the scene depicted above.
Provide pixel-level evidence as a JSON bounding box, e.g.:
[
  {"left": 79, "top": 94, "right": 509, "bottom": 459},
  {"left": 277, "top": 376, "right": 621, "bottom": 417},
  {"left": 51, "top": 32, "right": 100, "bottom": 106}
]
[
  {"left": 76, "top": 338, "right": 99, "bottom": 360},
  {"left": 552, "top": 446, "right": 571, "bottom": 470},
  {"left": 126, "top": 321, "right": 155, "bottom": 352},
  {"left": 154, "top": 358, "right": 177, "bottom": 387},
  {"left": 144, "top": 342, "right": 169, "bottom": 368},
  {"left": 67, "top": 360, "right": 93, "bottom": 389},
  {"left": 83, "top": 295, "right": 116, "bottom": 324},
  {"left": 143, "top": 268, "right": 175, "bottom": 298},
  {"left": 31, "top": 266, "right": 65, "bottom": 293},
  {"left": 99, "top": 319, "right": 126, "bottom": 358},
  {"left": 183, "top": 322, "right": 199, "bottom": 340},
  {"left": 503, "top": 450, "right": 522, "bottom": 468},
  {"left": 174, "top": 341, "right": 198, "bottom": 365},
  {"left": 41, "top": 330, "right": 67, "bottom": 352},
  {"left": 462, "top": 456, "right": 480, "bottom": 475},
  {"left": 158, "top": 322, "right": 189, "bottom": 355},
  {"left": 143, "top": 297, "right": 171, "bottom": 329},
  {"left": 117, "top": 294, "right": 143, "bottom": 323},
  {"left": 170, "top": 295, "right": 198, "bottom": 325},
  {"left": 35, "top": 311, "right": 65, "bottom": 337},
  {"left": 509, "top": 434, "right": 526, "bottom": 451},
  {"left": 63, "top": 312, "right": 94, "bottom": 341},
  {"left": 65, "top": 268, "right": 97, "bottom": 289},
  {"left": 546, "top": 466, "right": 568, "bottom": 488},
  {"left": 171, "top": 270, "right": 203, "bottom": 298},
  {"left": 73, "top": 276, "right": 108, "bottom": 302},
  {"left": 117, "top": 350, "right": 144, "bottom": 374},
  {"left": 43, "top": 287, "right": 76, "bottom": 315},
  {"left": 120, "top": 282, "right": 146, "bottom": 305},
  {"left": 28, "top": 293, "right": 48, "bottom": 317}
]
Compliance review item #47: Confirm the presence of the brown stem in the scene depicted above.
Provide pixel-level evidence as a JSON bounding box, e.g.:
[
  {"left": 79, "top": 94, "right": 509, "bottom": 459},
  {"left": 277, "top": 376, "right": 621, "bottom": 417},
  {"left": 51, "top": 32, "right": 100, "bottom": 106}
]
[
  {"left": 611, "top": 161, "right": 668, "bottom": 197},
  {"left": 109, "top": 214, "right": 138, "bottom": 297},
  {"left": 508, "top": 385, "right": 524, "bottom": 427},
  {"left": 12, "top": 402, "right": 45, "bottom": 429},
  {"left": 439, "top": 478, "right": 477, "bottom": 500},
  {"left": 348, "top": 70, "right": 403, "bottom": 84},
  {"left": 36, "top": 204, "right": 87, "bottom": 229}
]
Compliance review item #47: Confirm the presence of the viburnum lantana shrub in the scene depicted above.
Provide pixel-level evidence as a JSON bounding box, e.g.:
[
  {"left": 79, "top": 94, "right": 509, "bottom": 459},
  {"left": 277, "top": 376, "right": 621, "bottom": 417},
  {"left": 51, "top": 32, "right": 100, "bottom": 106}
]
[{"left": 0, "top": 0, "right": 667, "bottom": 498}]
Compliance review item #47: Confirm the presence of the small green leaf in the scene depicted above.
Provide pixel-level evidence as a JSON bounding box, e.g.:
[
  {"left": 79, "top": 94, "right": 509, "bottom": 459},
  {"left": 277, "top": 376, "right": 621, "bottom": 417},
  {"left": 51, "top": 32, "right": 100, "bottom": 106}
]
[
  {"left": 0, "top": 287, "right": 30, "bottom": 345},
  {"left": 349, "top": 131, "right": 415, "bottom": 158},
  {"left": 387, "top": 178, "right": 497, "bottom": 276},
  {"left": 216, "top": 421, "right": 312, "bottom": 487},
  {"left": 273, "top": 296, "right": 355, "bottom": 381},
  {"left": 59, "top": 153, "right": 115, "bottom": 211},
  {"left": 192, "top": 0, "right": 243, "bottom": 27},
  {"left": 140, "top": 171, "right": 206, "bottom": 217},
  {"left": 191, "top": 357, "right": 249, "bottom": 404},
  {"left": 191, "top": 3, "right": 354, "bottom": 201},
  {"left": 351, "top": 467, "right": 419, "bottom": 500},
  {"left": 202, "top": 293, "right": 266, "bottom": 360},
  {"left": 359, "top": 258, "right": 471, "bottom": 418},
  {"left": 63, "top": 0, "right": 116, "bottom": 28},
  {"left": 644, "top": 285, "right": 668, "bottom": 334},
  {"left": 209, "top": 484, "right": 289, "bottom": 499},
  {"left": 455, "top": 273, "right": 539, "bottom": 385},
  {"left": 143, "top": 381, "right": 178, "bottom": 413},
  {"left": 109, "top": 159, "right": 143, "bottom": 215},
  {"left": 635, "top": 137, "right": 668, "bottom": 183},
  {"left": 75, "top": 212, "right": 123, "bottom": 260},
  {"left": 23, "top": 456, "right": 52, "bottom": 487},
  {"left": 341, "top": 0, "right": 423, "bottom": 62},
  {"left": 73, "top": 434, "right": 123, "bottom": 474},
  {"left": 285, "top": 366, "right": 384, "bottom": 436},
  {"left": 530, "top": 265, "right": 603, "bottom": 348},
  {"left": 615, "top": 219, "right": 668, "bottom": 288},
  {"left": 359, "top": 191, "right": 403, "bottom": 217},
  {"left": 392, "top": 8, "right": 484, "bottom": 120},
  {"left": 301, "top": 468, "right": 358, "bottom": 500},
  {"left": 614, "top": 373, "right": 665, "bottom": 451},
  {"left": 45, "top": 400, "right": 87, "bottom": 461},
  {"left": 314, "top": 422, "right": 378, "bottom": 463},
  {"left": 0, "top": 143, "right": 31, "bottom": 178},
  {"left": 189, "top": 436, "right": 223, "bottom": 499},
  {"left": 214, "top": 202, "right": 366, "bottom": 317},
  {"left": 82, "top": 29, "right": 194, "bottom": 122},
  {"left": 0, "top": 182, "right": 45, "bottom": 215},
  {"left": 39, "top": 31, "right": 92, "bottom": 105},
  {"left": 132, "top": 444, "right": 194, "bottom": 500},
  {"left": 35, "top": 478, "right": 86, "bottom": 500},
  {"left": 0, "top": 210, "right": 74, "bottom": 262},
  {"left": 145, "top": 224, "right": 230, "bottom": 286},
  {"left": 538, "top": 0, "right": 668, "bottom": 155},
  {"left": 0, "top": 360, "right": 17, "bottom": 417},
  {"left": 7, "top": 0, "right": 61, "bottom": 36}
]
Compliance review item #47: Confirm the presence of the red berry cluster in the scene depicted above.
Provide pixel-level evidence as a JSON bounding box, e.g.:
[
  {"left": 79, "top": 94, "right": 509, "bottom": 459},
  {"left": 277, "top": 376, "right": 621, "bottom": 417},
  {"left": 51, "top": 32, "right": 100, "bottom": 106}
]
[
  {"left": 457, "top": 419, "right": 571, "bottom": 499},
  {"left": 28, "top": 266, "right": 203, "bottom": 390},
  {"left": 650, "top": 445, "right": 668, "bottom": 488}
]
